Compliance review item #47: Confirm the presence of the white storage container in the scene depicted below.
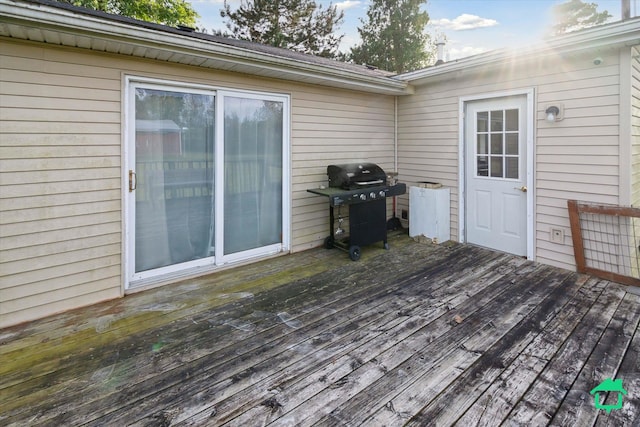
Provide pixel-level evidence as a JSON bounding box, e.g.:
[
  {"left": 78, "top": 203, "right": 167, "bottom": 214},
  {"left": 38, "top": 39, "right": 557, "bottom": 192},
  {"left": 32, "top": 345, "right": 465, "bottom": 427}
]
[{"left": 409, "top": 186, "right": 450, "bottom": 243}]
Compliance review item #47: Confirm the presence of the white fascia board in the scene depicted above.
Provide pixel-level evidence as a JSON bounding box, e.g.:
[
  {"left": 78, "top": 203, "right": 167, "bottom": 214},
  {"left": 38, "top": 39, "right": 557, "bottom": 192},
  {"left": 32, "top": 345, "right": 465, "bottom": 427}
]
[
  {"left": 397, "top": 18, "right": 640, "bottom": 84},
  {"left": 0, "top": 0, "right": 411, "bottom": 95}
]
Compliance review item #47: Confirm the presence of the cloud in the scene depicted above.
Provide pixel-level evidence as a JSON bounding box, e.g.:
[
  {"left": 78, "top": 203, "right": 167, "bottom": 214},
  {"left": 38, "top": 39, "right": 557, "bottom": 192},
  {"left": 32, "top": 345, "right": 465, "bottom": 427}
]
[
  {"left": 431, "top": 14, "right": 498, "bottom": 31},
  {"left": 335, "top": 1, "right": 362, "bottom": 10}
]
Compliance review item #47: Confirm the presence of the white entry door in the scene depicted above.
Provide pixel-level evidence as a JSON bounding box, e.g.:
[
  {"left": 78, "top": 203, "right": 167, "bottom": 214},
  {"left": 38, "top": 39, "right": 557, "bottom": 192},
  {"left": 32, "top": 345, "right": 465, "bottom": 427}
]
[{"left": 465, "top": 96, "right": 528, "bottom": 256}]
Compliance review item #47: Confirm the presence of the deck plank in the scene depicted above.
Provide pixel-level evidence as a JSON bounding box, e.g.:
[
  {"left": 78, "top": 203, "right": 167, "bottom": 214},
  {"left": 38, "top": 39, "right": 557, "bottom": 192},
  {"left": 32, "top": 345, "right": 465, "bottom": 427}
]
[
  {"left": 400, "top": 273, "right": 593, "bottom": 426},
  {"left": 450, "top": 277, "right": 608, "bottom": 426},
  {"left": 177, "top": 250, "right": 512, "bottom": 425},
  {"left": 1, "top": 233, "right": 638, "bottom": 427},
  {"left": 551, "top": 291, "right": 640, "bottom": 427},
  {"left": 318, "top": 268, "right": 575, "bottom": 426},
  {"left": 264, "top": 263, "right": 551, "bottom": 426},
  {"left": 503, "top": 282, "right": 628, "bottom": 426},
  {"left": 214, "top": 253, "right": 524, "bottom": 426},
  {"left": 594, "top": 298, "right": 640, "bottom": 427}
]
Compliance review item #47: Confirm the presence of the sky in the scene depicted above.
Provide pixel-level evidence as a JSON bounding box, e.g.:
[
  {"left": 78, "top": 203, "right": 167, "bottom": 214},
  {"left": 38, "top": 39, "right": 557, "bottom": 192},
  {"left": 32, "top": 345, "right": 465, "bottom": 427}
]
[{"left": 188, "top": 0, "right": 633, "bottom": 60}]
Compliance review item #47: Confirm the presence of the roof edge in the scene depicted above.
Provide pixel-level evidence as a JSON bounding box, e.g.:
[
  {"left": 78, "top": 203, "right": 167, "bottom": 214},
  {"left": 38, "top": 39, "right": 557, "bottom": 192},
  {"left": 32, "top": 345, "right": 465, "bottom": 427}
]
[
  {"left": 396, "top": 18, "right": 640, "bottom": 84},
  {"left": 0, "top": 0, "right": 412, "bottom": 95}
]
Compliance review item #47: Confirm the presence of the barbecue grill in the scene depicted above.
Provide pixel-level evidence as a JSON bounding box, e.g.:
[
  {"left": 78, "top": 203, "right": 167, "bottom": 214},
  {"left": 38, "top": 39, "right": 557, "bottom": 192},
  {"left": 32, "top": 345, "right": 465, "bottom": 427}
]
[{"left": 307, "top": 163, "right": 406, "bottom": 261}]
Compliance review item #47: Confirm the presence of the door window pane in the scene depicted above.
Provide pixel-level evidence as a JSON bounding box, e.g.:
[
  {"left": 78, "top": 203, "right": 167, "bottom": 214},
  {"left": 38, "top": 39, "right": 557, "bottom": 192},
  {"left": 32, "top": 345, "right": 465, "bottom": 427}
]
[
  {"left": 491, "top": 110, "right": 503, "bottom": 131},
  {"left": 477, "top": 156, "right": 489, "bottom": 176},
  {"left": 491, "top": 157, "right": 503, "bottom": 178},
  {"left": 224, "top": 97, "right": 283, "bottom": 255},
  {"left": 506, "top": 134, "right": 519, "bottom": 155},
  {"left": 135, "top": 88, "right": 215, "bottom": 273},
  {"left": 505, "top": 109, "right": 518, "bottom": 131},
  {"left": 491, "top": 134, "right": 503, "bottom": 154},
  {"left": 477, "top": 111, "right": 488, "bottom": 132},
  {"left": 477, "top": 134, "right": 488, "bottom": 154}
]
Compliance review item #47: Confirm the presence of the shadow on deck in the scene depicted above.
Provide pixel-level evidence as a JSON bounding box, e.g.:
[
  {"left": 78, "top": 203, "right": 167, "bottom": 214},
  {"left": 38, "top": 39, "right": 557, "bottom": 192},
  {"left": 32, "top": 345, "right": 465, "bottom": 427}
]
[{"left": 1, "top": 232, "right": 639, "bottom": 426}]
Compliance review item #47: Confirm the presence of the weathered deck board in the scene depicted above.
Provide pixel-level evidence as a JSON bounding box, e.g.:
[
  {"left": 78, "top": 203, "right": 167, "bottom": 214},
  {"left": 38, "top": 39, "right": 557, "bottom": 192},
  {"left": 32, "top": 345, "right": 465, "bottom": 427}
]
[
  {"left": 1, "top": 232, "right": 638, "bottom": 427},
  {"left": 450, "top": 277, "right": 608, "bottom": 426}
]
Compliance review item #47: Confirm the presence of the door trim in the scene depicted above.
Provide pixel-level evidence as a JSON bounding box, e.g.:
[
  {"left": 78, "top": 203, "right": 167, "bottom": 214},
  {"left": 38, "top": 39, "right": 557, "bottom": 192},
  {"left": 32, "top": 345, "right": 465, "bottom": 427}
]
[{"left": 458, "top": 89, "right": 535, "bottom": 259}]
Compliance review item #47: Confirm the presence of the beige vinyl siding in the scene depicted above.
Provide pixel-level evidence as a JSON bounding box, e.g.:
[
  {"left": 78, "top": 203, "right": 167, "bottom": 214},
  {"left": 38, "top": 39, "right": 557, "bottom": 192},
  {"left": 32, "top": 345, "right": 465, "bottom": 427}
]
[
  {"left": 0, "top": 39, "right": 395, "bottom": 328},
  {"left": 398, "top": 49, "right": 622, "bottom": 271}
]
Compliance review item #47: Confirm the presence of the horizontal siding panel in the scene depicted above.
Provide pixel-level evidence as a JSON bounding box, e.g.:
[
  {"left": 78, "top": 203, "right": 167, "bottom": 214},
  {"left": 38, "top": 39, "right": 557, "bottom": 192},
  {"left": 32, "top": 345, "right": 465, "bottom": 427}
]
[
  {"left": 0, "top": 145, "right": 119, "bottom": 159},
  {"left": 0, "top": 286, "right": 121, "bottom": 329},
  {"left": 1, "top": 121, "right": 120, "bottom": 134},
  {"left": 0, "top": 94, "right": 121, "bottom": 112},
  {"left": 0, "top": 133, "right": 119, "bottom": 147},
  {"left": 0, "top": 253, "right": 120, "bottom": 290},
  {"left": 1, "top": 222, "right": 121, "bottom": 251},
  {"left": 1, "top": 242, "right": 121, "bottom": 278},
  {"left": 1, "top": 278, "right": 121, "bottom": 317},
  {"left": 0, "top": 200, "right": 120, "bottom": 225},
  {"left": 536, "top": 187, "right": 619, "bottom": 204},
  {"left": 0, "top": 190, "right": 120, "bottom": 212},
  {"left": 0, "top": 107, "right": 121, "bottom": 123},
  {"left": 3, "top": 273, "right": 121, "bottom": 309},
  {"left": 0, "top": 68, "right": 120, "bottom": 90},
  {"left": 1, "top": 232, "right": 120, "bottom": 264},
  {"left": 1, "top": 81, "right": 121, "bottom": 101},
  {"left": 536, "top": 171, "right": 618, "bottom": 185},
  {"left": 536, "top": 162, "right": 617, "bottom": 176},
  {"left": 0, "top": 168, "right": 120, "bottom": 186},
  {"left": 538, "top": 85, "right": 619, "bottom": 102},
  {"left": 0, "top": 157, "right": 120, "bottom": 172},
  {"left": 536, "top": 154, "right": 619, "bottom": 166},
  {"left": 536, "top": 145, "right": 617, "bottom": 155},
  {"left": 0, "top": 211, "right": 120, "bottom": 237},
  {"left": 292, "top": 121, "right": 394, "bottom": 132},
  {"left": 537, "top": 74, "right": 619, "bottom": 94},
  {"left": 1, "top": 45, "right": 121, "bottom": 78}
]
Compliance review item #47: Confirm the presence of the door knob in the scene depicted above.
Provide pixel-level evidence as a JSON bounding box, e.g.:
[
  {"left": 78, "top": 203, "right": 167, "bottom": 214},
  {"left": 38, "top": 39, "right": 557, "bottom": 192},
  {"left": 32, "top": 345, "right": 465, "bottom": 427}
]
[{"left": 514, "top": 186, "right": 527, "bottom": 193}]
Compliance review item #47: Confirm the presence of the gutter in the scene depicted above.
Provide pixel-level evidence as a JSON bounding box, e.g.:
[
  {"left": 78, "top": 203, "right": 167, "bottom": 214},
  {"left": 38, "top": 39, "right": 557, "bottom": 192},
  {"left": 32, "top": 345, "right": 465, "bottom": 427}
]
[{"left": 0, "top": 0, "right": 412, "bottom": 95}]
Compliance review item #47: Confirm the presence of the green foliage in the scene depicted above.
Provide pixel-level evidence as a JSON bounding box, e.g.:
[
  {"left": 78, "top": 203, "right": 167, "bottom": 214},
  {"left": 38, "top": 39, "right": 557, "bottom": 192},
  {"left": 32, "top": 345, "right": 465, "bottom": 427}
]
[
  {"left": 349, "top": 0, "right": 432, "bottom": 73},
  {"left": 57, "top": 0, "right": 198, "bottom": 27},
  {"left": 220, "top": 0, "right": 344, "bottom": 58},
  {"left": 551, "top": 0, "right": 612, "bottom": 35}
]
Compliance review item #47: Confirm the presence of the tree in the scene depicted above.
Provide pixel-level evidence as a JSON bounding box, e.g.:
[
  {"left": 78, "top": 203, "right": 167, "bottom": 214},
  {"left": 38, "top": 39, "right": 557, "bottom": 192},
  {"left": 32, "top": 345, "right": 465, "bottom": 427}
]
[
  {"left": 551, "top": 0, "right": 612, "bottom": 35},
  {"left": 349, "top": 0, "right": 432, "bottom": 73},
  {"left": 220, "top": 0, "right": 344, "bottom": 58},
  {"left": 56, "top": 0, "right": 198, "bottom": 27}
]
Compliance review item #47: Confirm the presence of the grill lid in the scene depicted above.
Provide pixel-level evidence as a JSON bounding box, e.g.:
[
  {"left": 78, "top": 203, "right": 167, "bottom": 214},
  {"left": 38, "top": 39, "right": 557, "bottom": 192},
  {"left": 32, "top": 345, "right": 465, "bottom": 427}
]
[{"left": 327, "top": 163, "right": 387, "bottom": 189}]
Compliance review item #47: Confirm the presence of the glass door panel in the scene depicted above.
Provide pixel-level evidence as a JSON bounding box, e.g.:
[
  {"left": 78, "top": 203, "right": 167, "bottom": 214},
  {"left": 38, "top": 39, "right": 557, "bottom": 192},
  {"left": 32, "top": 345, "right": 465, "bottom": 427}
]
[
  {"left": 223, "top": 96, "right": 283, "bottom": 255},
  {"left": 134, "top": 87, "right": 215, "bottom": 274}
]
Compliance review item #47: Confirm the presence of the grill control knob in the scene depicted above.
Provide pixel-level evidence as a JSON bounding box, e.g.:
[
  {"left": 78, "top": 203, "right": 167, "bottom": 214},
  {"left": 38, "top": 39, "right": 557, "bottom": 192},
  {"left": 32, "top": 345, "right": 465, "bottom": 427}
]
[
  {"left": 369, "top": 192, "right": 376, "bottom": 199},
  {"left": 359, "top": 193, "right": 366, "bottom": 201},
  {"left": 379, "top": 190, "right": 386, "bottom": 198}
]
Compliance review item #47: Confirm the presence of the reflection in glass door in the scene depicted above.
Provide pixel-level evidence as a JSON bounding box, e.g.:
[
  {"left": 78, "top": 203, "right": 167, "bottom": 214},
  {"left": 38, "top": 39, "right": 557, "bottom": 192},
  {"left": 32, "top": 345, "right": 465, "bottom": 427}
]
[
  {"left": 132, "top": 86, "right": 215, "bottom": 277},
  {"left": 223, "top": 96, "right": 283, "bottom": 255}
]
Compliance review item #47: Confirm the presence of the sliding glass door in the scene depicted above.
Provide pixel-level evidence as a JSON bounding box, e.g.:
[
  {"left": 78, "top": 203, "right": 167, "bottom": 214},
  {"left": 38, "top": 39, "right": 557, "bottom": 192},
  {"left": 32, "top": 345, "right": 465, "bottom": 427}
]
[{"left": 126, "top": 80, "right": 289, "bottom": 287}]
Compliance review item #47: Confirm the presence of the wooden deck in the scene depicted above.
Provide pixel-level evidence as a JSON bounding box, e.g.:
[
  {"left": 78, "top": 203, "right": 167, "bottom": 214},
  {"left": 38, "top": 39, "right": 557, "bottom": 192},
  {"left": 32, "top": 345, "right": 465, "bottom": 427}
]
[{"left": 1, "top": 232, "right": 639, "bottom": 426}]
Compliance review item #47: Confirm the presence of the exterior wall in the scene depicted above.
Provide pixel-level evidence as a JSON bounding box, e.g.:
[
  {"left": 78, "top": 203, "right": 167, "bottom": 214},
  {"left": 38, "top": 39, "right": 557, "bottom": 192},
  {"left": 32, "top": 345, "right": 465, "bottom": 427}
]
[
  {"left": 398, "top": 48, "right": 623, "bottom": 271},
  {"left": 0, "top": 39, "right": 395, "bottom": 328},
  {"left": 632, "top": 46, "right": 640, "bottom": 207}
]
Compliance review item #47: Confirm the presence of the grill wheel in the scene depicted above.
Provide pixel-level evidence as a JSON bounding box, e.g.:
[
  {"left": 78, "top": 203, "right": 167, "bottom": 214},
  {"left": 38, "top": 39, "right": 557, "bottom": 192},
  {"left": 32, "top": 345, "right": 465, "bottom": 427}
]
[{"left": 349, "top": 245, "right": 361, "bottom": 261}]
